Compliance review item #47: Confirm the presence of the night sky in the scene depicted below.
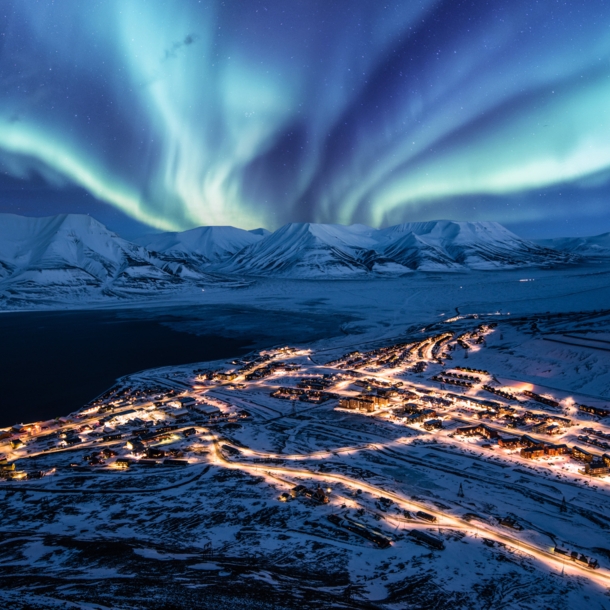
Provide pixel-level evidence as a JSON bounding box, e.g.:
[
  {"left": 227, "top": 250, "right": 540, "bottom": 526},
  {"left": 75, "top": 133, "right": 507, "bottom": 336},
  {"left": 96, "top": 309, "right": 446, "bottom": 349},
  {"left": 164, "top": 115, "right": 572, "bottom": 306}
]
[{"left": 0, "top": 0, "right": 609, "bottom": 238}]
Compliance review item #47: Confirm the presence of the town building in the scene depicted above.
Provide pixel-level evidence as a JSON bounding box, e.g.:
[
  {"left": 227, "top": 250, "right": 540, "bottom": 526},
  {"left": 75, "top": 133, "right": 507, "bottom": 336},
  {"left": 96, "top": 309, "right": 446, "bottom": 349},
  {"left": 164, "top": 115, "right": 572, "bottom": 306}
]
[
  {"left": 572, "top": 446, "right": 595, "bottom": 462},
  {"left": 406, "top": 409, "right": 437, "bottom": 424},
  {"left": 584, "top": 462, "right": 610, "bottom": 476},
  {"left": 456, "top": 424, "right": 499, "bottom": 439},
  {"left": 423, "top": 419, "right": 443, "bottom": 431},
  {"left": 579, "top": 404, "right": 610, "bottom": 418}
]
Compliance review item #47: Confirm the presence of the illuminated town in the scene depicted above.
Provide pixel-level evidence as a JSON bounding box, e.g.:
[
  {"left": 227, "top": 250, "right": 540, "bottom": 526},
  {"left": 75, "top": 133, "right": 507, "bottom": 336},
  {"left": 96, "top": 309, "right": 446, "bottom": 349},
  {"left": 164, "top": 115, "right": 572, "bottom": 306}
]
[
  {"left": 2, "top": 309, "right": 610, "bottom": 606},
  {"left": 5, "top": 1, "right": 610, "bottom": 607}
]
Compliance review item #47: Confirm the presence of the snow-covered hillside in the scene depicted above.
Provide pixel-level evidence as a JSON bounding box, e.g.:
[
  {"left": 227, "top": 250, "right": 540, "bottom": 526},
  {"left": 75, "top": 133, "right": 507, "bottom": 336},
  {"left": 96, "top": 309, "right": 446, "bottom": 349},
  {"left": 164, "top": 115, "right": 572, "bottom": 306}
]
[
  {"left": 376, "top": 220, "right": 570, "bottom": 270},
  {"left": 218, "top": 222, "right": 384, "bottom": 277},
  {"left": 132, "top": 225, "right": 267, "bottom": 284},
  {"left": 220, "top": 220, "right": 573, "bottom": 277},
  {"left": 134, "top": 225, "right": 264, "bottom": 264},
  {"left": 0, "top": 214, "right": 236, "bottom": 307},
  {"left": 537, "top": 232, "right": 610, "bottom": 258},
  {"left": 376, "top": 230, "right": 462, "bottom": 272}
]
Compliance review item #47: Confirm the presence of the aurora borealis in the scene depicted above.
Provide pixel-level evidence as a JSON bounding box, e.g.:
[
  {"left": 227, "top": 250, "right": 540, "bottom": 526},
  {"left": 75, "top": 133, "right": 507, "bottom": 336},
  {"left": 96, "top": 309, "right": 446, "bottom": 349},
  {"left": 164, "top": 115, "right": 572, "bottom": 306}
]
[{"left": 1, "top": 0, "right": 610, "bottom": 236}]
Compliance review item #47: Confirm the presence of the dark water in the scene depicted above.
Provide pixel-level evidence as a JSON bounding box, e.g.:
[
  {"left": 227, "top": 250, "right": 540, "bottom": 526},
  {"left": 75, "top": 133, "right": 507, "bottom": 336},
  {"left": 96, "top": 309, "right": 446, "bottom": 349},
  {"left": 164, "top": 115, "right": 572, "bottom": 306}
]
[{"left": 0, "top": 305, "right": 351, "bottom": 427}]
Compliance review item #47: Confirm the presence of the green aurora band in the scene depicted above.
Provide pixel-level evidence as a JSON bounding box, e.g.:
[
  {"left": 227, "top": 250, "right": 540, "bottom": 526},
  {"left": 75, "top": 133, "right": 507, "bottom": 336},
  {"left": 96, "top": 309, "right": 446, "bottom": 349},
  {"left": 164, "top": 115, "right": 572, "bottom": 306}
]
[{"left": 1, "top": 0, "right": 610, "bottom": 232}]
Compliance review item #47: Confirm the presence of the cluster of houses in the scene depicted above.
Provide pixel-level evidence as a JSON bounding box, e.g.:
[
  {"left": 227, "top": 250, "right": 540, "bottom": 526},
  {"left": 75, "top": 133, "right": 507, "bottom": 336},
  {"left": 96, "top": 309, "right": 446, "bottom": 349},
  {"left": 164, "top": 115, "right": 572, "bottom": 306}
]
[
  {"left": 465, "top": 399, "right": 515, "bottom": 418},
  {"left": 456, "top": 423, "right": 610, "bottom": 476},
  {"left": 286, "top": 484, "right": 329, "bottom": 504},
  {"left": 300, "top": 389, "right": 337, "bottom": 404},
  {"left": 415, "top": 333, "right": 450, "bottom": 361},
  {"left": 410, "top": 361, "right": 427, "bottom": 374},
  {"left": 396, "top": 395, "right": 451, "bottom": 432},
  {"left": 445, "top": 372, "right": 481, "bottom": 382},
  {"left": 457, "top": 338, "right": 471, "bottom": 350},
  {"left": 518, "top": 442, "right": 570, "bottom": 459},
  {"left": 571, "top": 446, "right": 610, "bottom": 476},
  {"left": 271, "top": 377, "right": 339, "bottom": 404},
  {"left": 359, "top": 377, "right": 404, "bottom": 391},
  {"left": 432, "top": 375, "right": 474, "bottom": 388},
  {"left": 329, "top": 349, "right": 366, "bottom": 369},
  {"left": 553, "top": 546, "right": 599, "bottom": 569},
  {"left": 456, "top": 366, "right": 489, "bottom": 375},
  {"left": 0, "top": 461, "right": 27, "bottom": 480},
  {"left": 6, "top": 422, "right": 90, "bottom": 454},
  {"left": 76, "top": 446, "right": 118, "bottom": 467},
  {"left": 506, "top": 411, "right": 571, "bottom": 433},
  {"left": 430, "top": 332, "right": 455, "bottom": 360},
  {"left": 329, "top": 337, "right": 421, "bottom": 370},
  {"left": 335, "top": 379, "right": 454, "bottom": 428},
  {"left": 452, "top": 395, "right": 572, "bottom": 435},
  {"left": 0, "top": 373, "right": 255, "bottom": 477},
  {"left": 202, "top": 349, "right": 298, "bottom": 384},
  {"left": 457, "top": 425, "right": 568, "bottom": 455},
  {"left": 579, "top": 404, "right": 610, "bottom": 418},
  {"left": 74, "top": 417, "right": 204, "bottom": 470},
  {"left": 455, "top": 324, "right": 496, "bottom": 350},
  {"left": 328, "top": 327, "right": 488, "bottom": 373},
  {"left": 84, "top": 383, "right": 173, "bottom": 416},
  {"left": 579, "top": 427, "right": 610, "bottom": 453},
  {"left": 522, "top": 390, "right": 560, "bottom": 408},
  {"left": 457, "top": 423, "right": 500, "bottom": 440},
  {"left": 297, "top": 375, "right": 337, "bottom": 391},
  {"left": 339, "top": 394, "right": 391, "bottom": 413},
  {"left": 577, "top": 433, "right": 610, "bottom": 453},
  {"left": 244, "top": 361, "right": 294, "bottom": 382},
  {"left": 331, "top": 374, "right": 419, "bottom": 414},
  {"left": 481, "top": 385, "right": 517, "bottom": 401},
  {"left": 271, "top": 387, "right": 304, "bottom": 401},
  {"left": 402, "top": 404, "right": 442, "bottom": 429}
]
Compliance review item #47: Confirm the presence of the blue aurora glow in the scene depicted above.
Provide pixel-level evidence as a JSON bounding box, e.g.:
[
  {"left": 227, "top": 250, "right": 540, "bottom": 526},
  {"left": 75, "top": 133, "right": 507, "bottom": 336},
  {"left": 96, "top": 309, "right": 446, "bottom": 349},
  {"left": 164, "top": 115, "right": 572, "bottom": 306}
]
[{"left": 1, "top": 0, "right": 610, "bottom": 233}]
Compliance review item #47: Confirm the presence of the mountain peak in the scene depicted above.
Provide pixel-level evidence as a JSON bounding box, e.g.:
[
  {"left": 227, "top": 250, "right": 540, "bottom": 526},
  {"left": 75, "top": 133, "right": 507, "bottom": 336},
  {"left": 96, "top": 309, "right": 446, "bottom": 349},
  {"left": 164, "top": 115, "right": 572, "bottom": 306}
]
[{"left": 134, "top": 224, "right": 263, "bottom": 263}]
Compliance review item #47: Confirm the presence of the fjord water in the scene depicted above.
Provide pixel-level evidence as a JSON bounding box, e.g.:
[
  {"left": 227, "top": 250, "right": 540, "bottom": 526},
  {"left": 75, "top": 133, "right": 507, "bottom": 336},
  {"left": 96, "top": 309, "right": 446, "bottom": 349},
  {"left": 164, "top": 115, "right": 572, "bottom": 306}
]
[{"left": 0, "top": 305, "right": 350, "bottom": 428}]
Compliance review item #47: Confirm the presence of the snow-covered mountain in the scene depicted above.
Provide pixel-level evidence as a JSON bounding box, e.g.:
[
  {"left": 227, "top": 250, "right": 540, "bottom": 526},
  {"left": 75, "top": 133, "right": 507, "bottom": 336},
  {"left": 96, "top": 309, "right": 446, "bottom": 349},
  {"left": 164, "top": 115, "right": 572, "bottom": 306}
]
[
  {"left": 0, "top": 214, "right": 236, "bottom": 308},
  {"left": 218, "top": 222, "right": 385, "bottom": 277},
  {"left": 376, "top": 220, "right": 569, "bottom": 270},
  {"left": 134, "top": 225, "right": 264, "bottom": 264},
  {"left": 133, "top": 225, "right": 266, "bottom": 282},
  {"left": 376, "top": 230, "right": 462, "bottom": 271},
  {"left": 248, "top": 228, "right": 271, "bottom": 237},
  {"left": 219, "top": 220, "right": 573, "bottom": 277},
  {"left": 537, "top": 232, "right": 610, "bottom": 259},
  {"left": 0, "top": 214, "right": 581, "bottom": 307}
]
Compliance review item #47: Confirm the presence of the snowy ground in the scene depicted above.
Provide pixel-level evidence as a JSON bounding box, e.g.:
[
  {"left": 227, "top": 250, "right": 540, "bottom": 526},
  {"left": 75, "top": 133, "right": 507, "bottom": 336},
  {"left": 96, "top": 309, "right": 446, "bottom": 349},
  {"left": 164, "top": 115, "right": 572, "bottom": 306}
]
[
  {"left": 127, "top": 261, "right": 610, "bottom": 335},
  {"left": 1, "top": 265, "right": 610, "bottom": 608}
]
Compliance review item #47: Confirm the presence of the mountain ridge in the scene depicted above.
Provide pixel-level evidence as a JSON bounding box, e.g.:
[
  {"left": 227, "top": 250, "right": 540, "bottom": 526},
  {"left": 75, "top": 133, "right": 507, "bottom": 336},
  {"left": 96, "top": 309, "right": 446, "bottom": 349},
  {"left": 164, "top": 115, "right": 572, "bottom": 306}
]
[
  {"left": 133, "top": 225, "right": 264, "bottom": 264},
  {"left": 0, "top": 213, "right": 586, "bottom": 307},
  {"left": 0, "top": 213, "right": 241, "bottom": 307},
  {"left": 536, "top": 232, "right": 610, "bottom": 258},
  {"left": 217, "top": 219, "right": 574, "bottom": 277}
]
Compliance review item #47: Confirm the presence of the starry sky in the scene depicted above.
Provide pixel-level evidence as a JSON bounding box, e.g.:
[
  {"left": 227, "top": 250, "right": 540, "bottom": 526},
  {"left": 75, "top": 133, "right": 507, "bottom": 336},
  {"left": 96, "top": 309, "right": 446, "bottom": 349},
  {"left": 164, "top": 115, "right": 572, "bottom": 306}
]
[{"left": 0, "top": 0, "right": 609, "bottom": 238}]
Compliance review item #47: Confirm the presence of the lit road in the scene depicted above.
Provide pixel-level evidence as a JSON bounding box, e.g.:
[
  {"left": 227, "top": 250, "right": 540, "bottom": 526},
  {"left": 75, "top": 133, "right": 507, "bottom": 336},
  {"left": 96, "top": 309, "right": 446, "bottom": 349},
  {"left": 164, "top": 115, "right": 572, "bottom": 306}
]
[{"left": 211, "top": 437, "right": 610, "bottom": 586}]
